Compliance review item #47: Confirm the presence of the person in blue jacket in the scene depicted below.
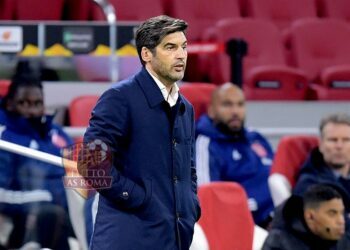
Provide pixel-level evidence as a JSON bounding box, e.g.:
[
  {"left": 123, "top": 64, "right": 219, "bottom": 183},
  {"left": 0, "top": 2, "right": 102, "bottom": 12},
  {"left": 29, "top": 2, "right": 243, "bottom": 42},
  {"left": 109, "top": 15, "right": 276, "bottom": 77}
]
[
  {"left": 293, "top": 113, "right": 350, "bottom": 213},
  {"left": 196, "top": 83, "right": 274, "bottom": 227},
  {"left": 0, "top": 73, "right": 73, "bottom": 249},
  {"left": 78, "top": 15, "right": 200, "bottom": 250}
]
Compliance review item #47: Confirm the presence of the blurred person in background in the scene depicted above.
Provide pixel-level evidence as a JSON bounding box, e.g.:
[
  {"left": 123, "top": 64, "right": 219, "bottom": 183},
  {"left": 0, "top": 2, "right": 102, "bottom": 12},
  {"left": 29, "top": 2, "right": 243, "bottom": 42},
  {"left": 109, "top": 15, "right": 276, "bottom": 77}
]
[
  {"left": 195, "top": 83, "right": 274, "bottom": 228},
  {"left": 294, "top": 113, "right": 350, "bottom": 205},
  {"left": 0, "top": 70, "right": 74, "bottom": 249},
  {"left": 263, "top": 184, "right": 350, "bottom": 250}
]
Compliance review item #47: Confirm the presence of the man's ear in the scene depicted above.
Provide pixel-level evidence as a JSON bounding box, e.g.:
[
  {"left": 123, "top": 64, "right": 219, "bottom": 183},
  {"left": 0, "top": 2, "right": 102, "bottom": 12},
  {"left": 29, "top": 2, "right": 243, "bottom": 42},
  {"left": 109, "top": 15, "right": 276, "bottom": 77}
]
[
  {"left": 304, "top": 208, "right": 319, "bottom": 233},
  {"left": 319, "top": 140, "right": 325, "bottom": 155},
  {"left": 304, "top": 209, "right": 315, "bottom": 224},
  {"left": 141, "top": 47, "right": 152, "bottom": 64},
  {"left": 207, "top": 105, "right": 215, "bottom": 120}
]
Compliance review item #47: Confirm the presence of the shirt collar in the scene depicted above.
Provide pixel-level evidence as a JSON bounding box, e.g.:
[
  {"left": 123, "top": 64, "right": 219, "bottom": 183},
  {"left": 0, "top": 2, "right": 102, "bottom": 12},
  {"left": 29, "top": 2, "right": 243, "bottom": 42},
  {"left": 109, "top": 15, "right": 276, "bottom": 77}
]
[
  {"left": 147, "top": 70, "right": 179, "bottom": 107},
  {"left": 332, "top": 168, "right": 350, "bottom": 180}
]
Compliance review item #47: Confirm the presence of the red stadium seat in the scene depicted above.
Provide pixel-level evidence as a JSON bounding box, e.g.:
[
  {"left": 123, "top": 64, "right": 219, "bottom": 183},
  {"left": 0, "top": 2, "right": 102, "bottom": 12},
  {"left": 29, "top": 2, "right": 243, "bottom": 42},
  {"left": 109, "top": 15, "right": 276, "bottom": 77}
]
[
  {"left": 64, "top": 0, "right": 92, "bottom": 20},
  {"left": 164, "top": 0, "right": 241, "bottom": 81},
  {"left": 69, "top": 95, "right": 99, "bottom": 127},
  {"left": 317, "top": 0, "right": 350, "bottom": 22},
  {"left": 289, "top": 19, "right": 350, "bottom": 99},
  {"left": 204, "top": 18, "right": 309, "bottom": 100},
  {"left": 0, "top": 0, "right": 15, "bottom": 20},
  {"left": 269, "top": 135, "right": 319, "bottom": 206},
  {"left": 0, "top": 80, "right": 10, "bottom": 98},
  {"left": 246, "top": 0, "right": 317, "bottom": 32},
  {"left": 245, "top": 0, "right": 317, "bottom": 67},
  {"left": 198, "top": 182, "right": 254, "bottom": 250},
  {"left": 290, "top": 19, "right": 350, "bottom": 82},
  {"left": 16, "top": 0, "right": 64, "bottom": 20},
  {"left": 167, "top": 0, "right": 241, "bottom": 42},
  {"left": 308, "top": 82, "right": 350, "bottom": 100},
  {"left": 179, "top": 83, "right": 216, "bottom": 120},
  {"left": 91, "top": 0, "right": 164, "bottom": 21}
]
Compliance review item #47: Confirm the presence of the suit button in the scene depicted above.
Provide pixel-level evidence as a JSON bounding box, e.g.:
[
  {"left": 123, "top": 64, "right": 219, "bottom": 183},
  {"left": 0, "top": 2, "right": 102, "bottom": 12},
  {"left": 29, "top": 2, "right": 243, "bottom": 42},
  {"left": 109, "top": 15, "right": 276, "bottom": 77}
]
[
  {"left": 176, "top": 212, "right": 181, "bottom": 220},
  {"left": 172, "top": 139, "right": 177, "bottom": 147},
  {"left": 173, "top": 176, "right": 178, "bottom": 184},
  {"left": 122, "top": 191, "right": 129, "bottom": 199}
]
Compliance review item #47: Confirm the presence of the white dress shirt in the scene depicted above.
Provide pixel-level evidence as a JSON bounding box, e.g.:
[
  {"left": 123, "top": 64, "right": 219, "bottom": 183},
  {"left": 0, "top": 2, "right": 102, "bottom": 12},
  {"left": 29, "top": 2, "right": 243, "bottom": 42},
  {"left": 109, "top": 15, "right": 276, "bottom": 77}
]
[{"left": 148, "top": 70, "right": 179, "bottom": 107}]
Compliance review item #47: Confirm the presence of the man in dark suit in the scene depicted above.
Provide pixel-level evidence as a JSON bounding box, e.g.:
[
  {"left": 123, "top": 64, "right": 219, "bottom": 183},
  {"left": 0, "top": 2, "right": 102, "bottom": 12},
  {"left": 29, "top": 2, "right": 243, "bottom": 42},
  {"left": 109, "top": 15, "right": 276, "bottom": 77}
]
[{"left": 78, "top": 15, "right": 200, "bottom": 250}]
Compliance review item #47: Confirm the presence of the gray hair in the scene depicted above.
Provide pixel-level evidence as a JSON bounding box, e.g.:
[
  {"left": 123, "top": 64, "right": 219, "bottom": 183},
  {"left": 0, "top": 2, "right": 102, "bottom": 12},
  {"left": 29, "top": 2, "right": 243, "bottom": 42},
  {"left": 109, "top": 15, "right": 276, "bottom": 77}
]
[{"left": 319, "top": 113, "right": 350, "bottom": 137}]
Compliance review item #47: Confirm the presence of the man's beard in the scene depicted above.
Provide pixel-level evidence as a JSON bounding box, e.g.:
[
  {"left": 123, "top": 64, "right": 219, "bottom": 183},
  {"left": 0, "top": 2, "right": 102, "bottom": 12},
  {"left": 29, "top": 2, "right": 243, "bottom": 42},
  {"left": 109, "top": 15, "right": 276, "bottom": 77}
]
[
  {"left": 215, "top": 120, "right": 244, "bottom": 137},
  {"left": 27, "top": 116, "right": 48, "bottom": 138},
  {"left": 329, "top": 162, "right": 347, "bottom": 170}
]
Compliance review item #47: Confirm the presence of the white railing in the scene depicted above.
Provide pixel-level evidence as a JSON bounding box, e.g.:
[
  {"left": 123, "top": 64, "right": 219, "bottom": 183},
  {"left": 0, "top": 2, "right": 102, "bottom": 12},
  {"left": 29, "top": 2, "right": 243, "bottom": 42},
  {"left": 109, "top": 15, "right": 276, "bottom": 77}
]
[{"left": 92, "top": 0, "right": 119, "bottom": 82}]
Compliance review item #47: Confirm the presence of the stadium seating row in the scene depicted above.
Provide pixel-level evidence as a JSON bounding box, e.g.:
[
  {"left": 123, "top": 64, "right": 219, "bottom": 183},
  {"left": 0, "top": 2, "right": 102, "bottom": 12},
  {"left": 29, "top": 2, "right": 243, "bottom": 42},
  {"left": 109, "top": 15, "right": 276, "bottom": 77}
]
[
  {"left": 1, "top": 0, "right": 350, "bottom": 100},
  {"left": 1, "top": 0, "right": 350, "bottom": 36},
  {"left": 200, "top": 18, "right": 350, "bottom": 100}
]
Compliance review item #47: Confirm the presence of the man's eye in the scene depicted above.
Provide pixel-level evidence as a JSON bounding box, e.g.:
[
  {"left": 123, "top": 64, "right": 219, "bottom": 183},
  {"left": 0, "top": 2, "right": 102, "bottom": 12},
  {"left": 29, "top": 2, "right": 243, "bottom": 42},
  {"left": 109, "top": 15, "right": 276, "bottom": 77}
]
[
  {"left": 17, "top": 100, "right": 27, "bottom": 106},
  {"left": 34, "top": 101, "right": 43, "bottom": 106}
]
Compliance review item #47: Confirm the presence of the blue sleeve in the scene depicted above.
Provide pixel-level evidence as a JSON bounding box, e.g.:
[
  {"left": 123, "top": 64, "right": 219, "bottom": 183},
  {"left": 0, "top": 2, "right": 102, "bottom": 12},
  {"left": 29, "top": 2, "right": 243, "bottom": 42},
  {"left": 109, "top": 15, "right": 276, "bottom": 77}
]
[
  {"left": 78, "top": 88, "right": 146, "bottom": 210},
  {"left": 0, "top": 150, "right": 14, "bottom": 214},
  {"left": 257, "top": 133, "right": 274, "bottom": 159},
  {"left": 195, "top": 135, "right": 223, "bottom": 184},
  {"left": 56, "top": 126, "right": 74, "bottom": 146},
  {"left": 0, "top": 142, "right": 35, "bottom": 216}
]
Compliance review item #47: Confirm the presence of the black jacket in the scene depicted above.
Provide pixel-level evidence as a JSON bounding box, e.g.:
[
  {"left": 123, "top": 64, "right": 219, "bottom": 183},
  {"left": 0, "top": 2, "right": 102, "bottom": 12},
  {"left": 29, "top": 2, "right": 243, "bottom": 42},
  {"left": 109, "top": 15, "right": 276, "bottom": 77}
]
[
  {"left": 293, "top": 148, "right": 350, "bottom": 212},
  {"left": 262, "top": 195, "right": 350, "bottom": 250}
]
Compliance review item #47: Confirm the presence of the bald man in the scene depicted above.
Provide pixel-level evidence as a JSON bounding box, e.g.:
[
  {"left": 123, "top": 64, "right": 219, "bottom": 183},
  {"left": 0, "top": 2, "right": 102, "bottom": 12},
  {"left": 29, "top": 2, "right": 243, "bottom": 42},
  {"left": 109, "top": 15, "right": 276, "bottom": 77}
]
[{"left": 196, "top": 83, "right": 274, "bottom": 227}]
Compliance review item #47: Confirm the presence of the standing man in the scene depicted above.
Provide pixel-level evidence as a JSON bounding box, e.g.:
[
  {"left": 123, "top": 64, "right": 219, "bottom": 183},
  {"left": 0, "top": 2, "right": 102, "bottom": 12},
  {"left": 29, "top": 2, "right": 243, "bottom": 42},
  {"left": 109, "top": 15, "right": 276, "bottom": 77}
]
[
  {"left": 196, "top": 83, "right": 274, "bottom": 228},
  {"left": 79, "top": 15, "right": 200, "bottom": 250}
]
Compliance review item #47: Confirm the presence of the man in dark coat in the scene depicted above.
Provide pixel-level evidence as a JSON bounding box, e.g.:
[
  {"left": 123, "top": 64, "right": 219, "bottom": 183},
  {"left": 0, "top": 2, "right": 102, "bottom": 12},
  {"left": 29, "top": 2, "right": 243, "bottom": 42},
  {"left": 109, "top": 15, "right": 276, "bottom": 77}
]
[
  {"left": 78, "top": 15, "right": 200, "bottom": 250},
  {"left": 263, "top": 184, "right": 350, "bottom": 250},
  {"left": 294, "top": 113, "right": 350, "bottom": 208}
]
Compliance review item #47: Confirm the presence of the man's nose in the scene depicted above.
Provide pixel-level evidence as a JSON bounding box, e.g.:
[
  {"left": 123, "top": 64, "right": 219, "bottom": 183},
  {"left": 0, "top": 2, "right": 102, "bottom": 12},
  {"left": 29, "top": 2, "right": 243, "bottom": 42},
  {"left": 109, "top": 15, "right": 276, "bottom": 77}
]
[
  {"left": 229, "top": 106, "right": 240, "bottom": 115},
  {"left": 27, "top": 106, "right": 41, "bottom": 117},
  {"left": 176, "top": 47, "right": 187, "bottom": 59},
  {"left": 337, "top": 214, "right": 345, "bottom": 226},
  {"left": 335, "top": 140, "right": 345, "bottom": 149}
]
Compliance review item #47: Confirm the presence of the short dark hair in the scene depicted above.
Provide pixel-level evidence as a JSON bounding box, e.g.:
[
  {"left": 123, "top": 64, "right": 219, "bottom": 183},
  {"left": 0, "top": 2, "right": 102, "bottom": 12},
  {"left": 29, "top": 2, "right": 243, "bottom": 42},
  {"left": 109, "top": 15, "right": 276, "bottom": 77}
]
[
  {"left": 2, "top": 73, "right": 43, "bottom": 108},
  {"left": 319, "top": 113, "right": 350, "bottom": 137},
  {"left": 135, "top": 15, "right": 188, "bottom": 66},
  {"left": 303, "top": 184, "right": 342, "bottom": 210}
]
